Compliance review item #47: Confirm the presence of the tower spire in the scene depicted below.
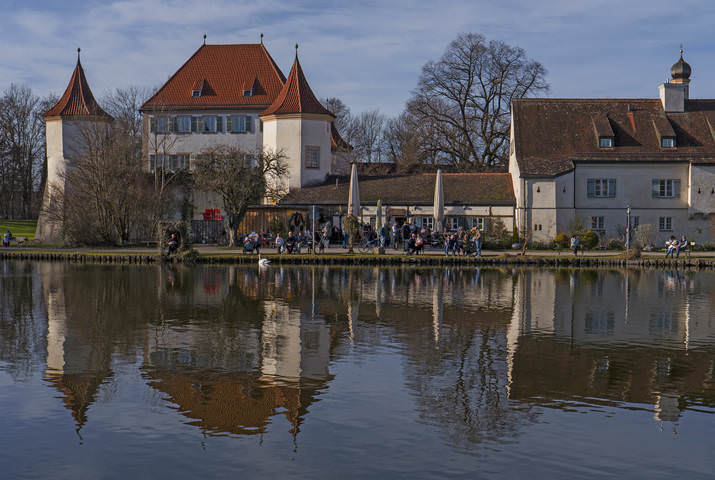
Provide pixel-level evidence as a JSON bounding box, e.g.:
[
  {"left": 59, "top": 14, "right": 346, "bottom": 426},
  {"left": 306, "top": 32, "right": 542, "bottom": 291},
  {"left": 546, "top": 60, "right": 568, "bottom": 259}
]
[
  {"left": 77, "top": 47, "right": 81, "bottom": 63},
  {"left": 295, "top": 43, "right": 299, "bottom": 60},
  {"left": 260, "top": 33, "right": 263, "bottom": 44}
]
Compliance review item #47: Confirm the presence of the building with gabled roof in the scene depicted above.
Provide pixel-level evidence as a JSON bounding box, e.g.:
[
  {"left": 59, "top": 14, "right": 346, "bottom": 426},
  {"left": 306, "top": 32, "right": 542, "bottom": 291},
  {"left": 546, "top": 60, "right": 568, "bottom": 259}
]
[
  {"left": 139, "top": 41, "right": 351, "bottom": 217},
  {"left": 36, "top": 49, "right": 113, "bottom": 243},
  {"left": 509, "top": 52, "right": 715, "bottom": 245}
]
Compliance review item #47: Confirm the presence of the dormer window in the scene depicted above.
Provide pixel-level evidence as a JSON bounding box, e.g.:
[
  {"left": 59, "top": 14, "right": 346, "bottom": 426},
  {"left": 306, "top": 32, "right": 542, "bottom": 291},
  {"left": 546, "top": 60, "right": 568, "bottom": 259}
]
[
  {"left": 599, "top": 137, "right": 614, "bottom": 148},
  {"left": 243, "top": 89, "right": 253, "bottom": 97},
  {"left": 661, "top": 137, "right": 676, "bottom": 148},
  {"left": 192, "top": 90, "right": 201, "bottom": 97}
]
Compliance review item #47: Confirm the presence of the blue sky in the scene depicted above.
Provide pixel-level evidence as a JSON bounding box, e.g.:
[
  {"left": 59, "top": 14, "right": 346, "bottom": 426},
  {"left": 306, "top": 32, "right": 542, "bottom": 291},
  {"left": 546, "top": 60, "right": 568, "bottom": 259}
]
[{"left": 2, "top": 0, "right": 714, "bottom": 116}]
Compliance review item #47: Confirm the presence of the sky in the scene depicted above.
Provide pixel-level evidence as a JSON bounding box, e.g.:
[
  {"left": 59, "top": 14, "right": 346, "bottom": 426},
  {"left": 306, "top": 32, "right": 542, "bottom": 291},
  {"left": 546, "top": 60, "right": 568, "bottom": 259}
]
[{"left": 2, "top": 0, "right": 715, "bottom": 117}]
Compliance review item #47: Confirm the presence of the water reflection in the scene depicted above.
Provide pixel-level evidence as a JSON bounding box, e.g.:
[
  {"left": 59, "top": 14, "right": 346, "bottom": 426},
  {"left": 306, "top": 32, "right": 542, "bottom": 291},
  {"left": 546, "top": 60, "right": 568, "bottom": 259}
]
[{"left": 1, "top": 262, "right": 713, "bottom": 450}]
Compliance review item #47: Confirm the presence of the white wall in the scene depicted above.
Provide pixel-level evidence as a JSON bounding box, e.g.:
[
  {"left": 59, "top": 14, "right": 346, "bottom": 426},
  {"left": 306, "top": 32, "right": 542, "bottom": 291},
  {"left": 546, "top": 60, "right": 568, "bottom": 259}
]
[{"left": 689, "top": 164, "right": 715, "bottom": 215}]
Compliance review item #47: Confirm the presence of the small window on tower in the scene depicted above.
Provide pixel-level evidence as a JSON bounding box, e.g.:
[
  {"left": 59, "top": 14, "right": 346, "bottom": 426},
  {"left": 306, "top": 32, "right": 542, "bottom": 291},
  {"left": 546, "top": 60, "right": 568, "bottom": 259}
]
[{"left": 305, "top": 146, "right": 320, "bottom": 169}]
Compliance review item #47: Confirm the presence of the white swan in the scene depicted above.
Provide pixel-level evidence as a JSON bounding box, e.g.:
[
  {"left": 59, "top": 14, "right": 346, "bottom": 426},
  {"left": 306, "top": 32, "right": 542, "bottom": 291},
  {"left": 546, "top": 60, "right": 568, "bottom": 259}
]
[{"left": 258, "top": 254, "right": 271, "bottom": 267}]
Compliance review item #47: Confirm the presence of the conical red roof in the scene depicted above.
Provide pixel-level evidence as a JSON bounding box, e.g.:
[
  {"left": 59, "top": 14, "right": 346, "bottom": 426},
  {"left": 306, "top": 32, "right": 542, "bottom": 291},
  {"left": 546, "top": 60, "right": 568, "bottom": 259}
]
[
  {"left": 45, "top": 53, "right": 111, "bottom": 119},
  {"left": 261, "top": 56, "right": 333, "bottom": 117}
]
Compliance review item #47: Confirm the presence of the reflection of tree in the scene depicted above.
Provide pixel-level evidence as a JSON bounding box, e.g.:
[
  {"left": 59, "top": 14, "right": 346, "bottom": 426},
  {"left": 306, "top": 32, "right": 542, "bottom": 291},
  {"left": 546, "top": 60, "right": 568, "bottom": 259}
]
[{"left": 0, "top": 261, "right": 45, "bottom": 381}]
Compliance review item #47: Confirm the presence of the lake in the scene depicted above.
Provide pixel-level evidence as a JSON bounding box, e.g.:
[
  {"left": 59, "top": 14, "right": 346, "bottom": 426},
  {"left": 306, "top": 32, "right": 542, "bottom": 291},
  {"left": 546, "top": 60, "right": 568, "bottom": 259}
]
[{"left": 1, "top": 261, "right": 713, "bottom": 479}]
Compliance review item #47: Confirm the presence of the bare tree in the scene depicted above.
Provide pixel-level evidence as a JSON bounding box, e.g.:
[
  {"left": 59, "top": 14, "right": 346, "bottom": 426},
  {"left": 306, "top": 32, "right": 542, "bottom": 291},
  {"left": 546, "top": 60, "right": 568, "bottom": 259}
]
[
  {"left": 349, "top": 109, "right": 387, "bottom": 163},
  {"left": 42, "top": 122, "right": 150, "bottom": 245},
  {"left": 192, "top": 145, "right": 288, "bottom": 246},
  {"left": 408, "top": 33, "right": 549, "bottom": 169},
  {"left": 322, "top": 97, "right": 352, "bottom": 135},
  {"left": 102, "top": 86, "right": 152, "bottom": 158},
  {"left": 0, "top": 85, "right": 55, "bottom": 219}
]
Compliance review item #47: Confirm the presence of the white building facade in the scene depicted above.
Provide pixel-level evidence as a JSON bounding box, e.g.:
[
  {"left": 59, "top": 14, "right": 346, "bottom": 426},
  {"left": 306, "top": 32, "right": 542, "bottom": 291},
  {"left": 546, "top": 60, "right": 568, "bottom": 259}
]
[
  {"left": 509, "top": 53, "right": 714, "bottom": 246},
  {"left": 140, "top": 43, "right": 350, "bottom": 219}
]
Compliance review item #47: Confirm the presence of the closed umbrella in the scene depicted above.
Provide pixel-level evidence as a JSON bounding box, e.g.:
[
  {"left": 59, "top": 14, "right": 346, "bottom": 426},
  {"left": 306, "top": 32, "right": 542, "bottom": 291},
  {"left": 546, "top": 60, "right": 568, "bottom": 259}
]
[
  {"left": 433, "top": 169, "right": 444, "bottom": 232},
  {"left": 347, "top": 162, "right": 360, "bottom": 217}
]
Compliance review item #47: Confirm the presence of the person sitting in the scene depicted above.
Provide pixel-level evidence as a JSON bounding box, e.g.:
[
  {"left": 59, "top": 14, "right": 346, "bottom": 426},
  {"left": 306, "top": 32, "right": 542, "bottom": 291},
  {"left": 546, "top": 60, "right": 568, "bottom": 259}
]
[
  {"left": 676, "top": 234, "right": 688, "bottom": 258},
  {"left": 414, "top": 234, "right": 425, "bottom": 255},
  {"left": 286, "top": 231, "right": 297, "bottom": 254},
  {"left": 406, "top": 233, "right": 417, "bottom": 254},
  {"left": 167, "top": 233, "right": 179, "bottom": 256},
  {"left": 665, "top": 235, "right": 678, "bottom": 258},
  {"left": 570, "top": 235, "right": 579, "bottom": 256}
]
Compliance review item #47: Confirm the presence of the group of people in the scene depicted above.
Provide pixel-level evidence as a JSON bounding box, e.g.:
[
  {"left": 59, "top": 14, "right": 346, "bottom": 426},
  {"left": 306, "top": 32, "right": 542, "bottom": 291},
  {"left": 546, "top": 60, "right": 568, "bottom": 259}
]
[
  {"left": 274, "top": 230, "right": 319, "bottom": 255},
  {"left": 665, "top": 235, "right": 688, "bottom": 258},
  {"left": 444, "top": 227, "right": 483, "bottom": 257}
]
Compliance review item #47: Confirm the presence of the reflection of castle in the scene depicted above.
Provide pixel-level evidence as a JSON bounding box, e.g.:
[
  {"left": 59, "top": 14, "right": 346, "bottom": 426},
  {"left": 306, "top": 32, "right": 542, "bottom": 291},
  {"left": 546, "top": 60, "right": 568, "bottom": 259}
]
[
  {"left": 142, "top": 295, "right": 334, "bottom": 438},
  {"left": 29, "top": 263, "right": 715, "bottom": 444},
  {"left": 507, "top": 269, "right": 715, "bottom": 422},
  {"left": 41, "top": 263, "right": 114, "bottom": 431}
]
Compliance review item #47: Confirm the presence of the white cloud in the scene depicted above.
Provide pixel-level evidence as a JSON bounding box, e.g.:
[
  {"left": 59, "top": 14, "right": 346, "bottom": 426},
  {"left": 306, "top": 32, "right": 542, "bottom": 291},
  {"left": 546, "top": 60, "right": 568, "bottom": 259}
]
[{"left": 4, "top": 0, "right": 715, "bottom": 115}]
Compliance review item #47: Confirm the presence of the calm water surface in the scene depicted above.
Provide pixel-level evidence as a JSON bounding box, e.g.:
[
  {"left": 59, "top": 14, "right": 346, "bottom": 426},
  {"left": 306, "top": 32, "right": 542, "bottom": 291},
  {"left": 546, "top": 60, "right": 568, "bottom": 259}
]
[{"left": 0, "top": 261, "right": 713, "bottom": 479}]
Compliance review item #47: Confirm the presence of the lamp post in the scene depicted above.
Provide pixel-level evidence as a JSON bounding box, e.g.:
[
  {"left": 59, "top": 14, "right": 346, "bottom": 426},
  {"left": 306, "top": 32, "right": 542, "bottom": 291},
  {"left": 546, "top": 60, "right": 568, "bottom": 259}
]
[{"left": 625, "top": 204, "right": 631, "bottom": 250}]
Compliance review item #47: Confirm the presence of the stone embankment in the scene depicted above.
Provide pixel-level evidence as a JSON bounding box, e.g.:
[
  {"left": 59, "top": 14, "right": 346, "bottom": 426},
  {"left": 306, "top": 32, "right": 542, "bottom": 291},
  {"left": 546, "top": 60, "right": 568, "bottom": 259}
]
[{"left": 1, "top": 250, "right": 713, "bottom": 269}]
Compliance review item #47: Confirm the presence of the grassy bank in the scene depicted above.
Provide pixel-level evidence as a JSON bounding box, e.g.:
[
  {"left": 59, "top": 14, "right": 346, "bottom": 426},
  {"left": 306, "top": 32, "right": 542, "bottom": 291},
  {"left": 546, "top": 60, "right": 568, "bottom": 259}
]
[{"left": 0, "top": 220, "right": 37, "bottom": 240}]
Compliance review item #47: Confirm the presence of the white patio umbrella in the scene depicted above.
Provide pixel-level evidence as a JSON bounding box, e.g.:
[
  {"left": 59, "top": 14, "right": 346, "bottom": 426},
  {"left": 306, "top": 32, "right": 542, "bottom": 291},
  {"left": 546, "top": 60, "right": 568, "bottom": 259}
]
[
  {"left": 347, "top": 162, "right": 360, "bottom": 217},
  {"left": 433, "top": 169, "right": 444, "bottom": 232}
]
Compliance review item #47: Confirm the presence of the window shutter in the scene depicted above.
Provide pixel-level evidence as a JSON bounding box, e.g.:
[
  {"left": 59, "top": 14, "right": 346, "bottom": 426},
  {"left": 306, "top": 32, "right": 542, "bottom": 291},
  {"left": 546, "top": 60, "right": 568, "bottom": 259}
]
[
  {"left": 652, "top": 179, "right": 659, "bottom": 198},
  {"left": 673, "top": 179, "right": 681, "bottom": 198},
  {"left": 227, "top": 116, "right": 233, "bottom": 132},
  {"left": 191, "top": 117, "right": 197, "bottom": 133},
  {"left": 587, "top": 179, "right": 595, "bottom": 197},
  {"left": 608, "top": 179, "right": 616, "bottom": 198},
  {"left": 150, "top": 117, "right": 156, "bottom": 133},
  {"left": 217, "top": 116, "right": 223, "bottom": 133},
  {"left": 245, "top": 115, "right": 252, "bottom": 132}
]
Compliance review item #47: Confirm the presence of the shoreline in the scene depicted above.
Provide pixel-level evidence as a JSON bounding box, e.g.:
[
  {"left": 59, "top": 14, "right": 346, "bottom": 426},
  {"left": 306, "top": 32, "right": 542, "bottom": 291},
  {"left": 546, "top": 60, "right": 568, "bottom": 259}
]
[{"left": 1, "top": 248, "right": 713, "bottom": 269}]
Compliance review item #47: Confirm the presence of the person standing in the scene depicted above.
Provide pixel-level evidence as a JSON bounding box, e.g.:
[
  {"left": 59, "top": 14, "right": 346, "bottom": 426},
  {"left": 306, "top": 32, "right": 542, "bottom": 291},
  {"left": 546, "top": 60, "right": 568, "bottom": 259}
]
[
  {"left": 473, "top": 228, "right": 482, "bottom": 257},
  {"left": 570, "top": 235, "right": 579, "bottom": 256},
  {"left": 275, "top": 233, "right": 284, "bottom": 254}
]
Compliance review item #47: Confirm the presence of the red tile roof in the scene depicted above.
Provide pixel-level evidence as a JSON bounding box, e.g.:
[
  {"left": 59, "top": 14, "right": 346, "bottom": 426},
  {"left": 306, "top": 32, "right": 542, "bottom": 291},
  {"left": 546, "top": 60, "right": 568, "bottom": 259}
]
[
  {"left": 331, "top": 123, "right": 352, "bottom": 152},
  {"left": 260, "top": 56, "right": 334, "bottom": 117},
  {"left": 512, "top": 98, "right": 715, "bottom": 177},
  {"left": 141, "top": 44, "right": 287, "bottom": 111},
  {"left": 44, "top": 55, "right": 111, "bottom": 119}
]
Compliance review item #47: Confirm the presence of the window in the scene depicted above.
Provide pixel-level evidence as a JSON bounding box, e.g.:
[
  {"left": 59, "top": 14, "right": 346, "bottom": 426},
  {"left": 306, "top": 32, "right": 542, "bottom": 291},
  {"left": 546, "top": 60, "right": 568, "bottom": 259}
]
[
  {"left": 176, "top": 116, "right": 191, "bottom": 133},
  {"left": 149, "top": 154, "right": 167, "bottom": 171},
  {"left": 156, "top": 116, "right": 169, "bottom": 133},
  {"left": 419, "top": 217, "right": 434, "bottom": 230},
  {"left": 591, "top": 216, "right": 605, "bottom": 231},
  {"left": 201, "top": 116, "right": 217, "bottom": 133},
  {"left": 587, "top": 178, "right": 616, "bottom": 198},
  {"left": 243, "top": 89, "right": 253, "bottom": 97},
  {"left": 229, "top": 115, "right": 252, "bottom": 133},
  {"left": 192, "top": 90, "right": 200, "bottom": 97},
  {"left": 599, "top": 137, "right": 614, "bottom": 148},
  {"left": 471, "top": 217, "right": 485, "bottom": 230},
  {"left": 446, "top": 217, "right": 459, "bottom": 231},
  {"left": 659, "top": 217, "right": 672, "bottom": 231},
  {"left": 653, "top": 179, "right": 680, "bottom": 198},
  {"left": 661, "top": 137, "right": 676, "bottom": 148},
  {"left": 305, "top": 146, "right": 320, "bottom": 169}
]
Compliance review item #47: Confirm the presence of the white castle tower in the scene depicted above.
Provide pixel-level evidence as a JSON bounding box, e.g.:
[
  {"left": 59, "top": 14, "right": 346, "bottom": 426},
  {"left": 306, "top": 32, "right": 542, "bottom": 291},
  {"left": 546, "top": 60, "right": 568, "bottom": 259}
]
[
  {"left": 36, "top": 49, "right": 112, "bottom": 243},
  {"left": 260, "top": 46, "right": 334, "bottom": 193}
]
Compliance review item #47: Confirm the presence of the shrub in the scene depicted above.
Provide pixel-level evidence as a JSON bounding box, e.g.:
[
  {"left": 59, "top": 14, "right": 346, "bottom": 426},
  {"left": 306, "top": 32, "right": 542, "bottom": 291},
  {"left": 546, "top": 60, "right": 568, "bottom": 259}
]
[
  {"left": 553, "top": 233, "right": 569, "bottom": 248},
  {"left": 607, "top": 238, "right": 624, "bottom": 250},
  {"left": 582, "top": 230, "right": 599, "bottom": 249}
]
